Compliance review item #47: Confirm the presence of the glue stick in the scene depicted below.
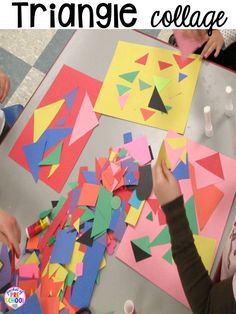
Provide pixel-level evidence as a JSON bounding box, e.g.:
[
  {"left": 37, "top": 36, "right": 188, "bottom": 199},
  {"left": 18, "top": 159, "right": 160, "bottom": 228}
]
[
  {"left": 124, "top": 300, "right": 136, "bottom": 314},
  {"left": 225, "top": 85, "right": 234, "bottom": 117},
  {"left": 26, "top": 217, "right": 50, "bottom": 238}
]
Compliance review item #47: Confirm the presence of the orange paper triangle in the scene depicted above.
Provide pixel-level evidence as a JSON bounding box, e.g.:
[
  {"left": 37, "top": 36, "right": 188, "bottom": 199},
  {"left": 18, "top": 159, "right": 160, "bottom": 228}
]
[{"left": 140, "top": 108, "right": 155, "bottom": 121}]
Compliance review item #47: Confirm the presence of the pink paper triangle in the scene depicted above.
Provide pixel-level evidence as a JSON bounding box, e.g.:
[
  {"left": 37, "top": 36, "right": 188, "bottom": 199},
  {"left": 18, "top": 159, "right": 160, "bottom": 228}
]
[
  {"left": 69, "top": 93, "right": 99, "bottom": 145},
  {"left": 118, "top": 93, "right": 129, "bottom": 109}
]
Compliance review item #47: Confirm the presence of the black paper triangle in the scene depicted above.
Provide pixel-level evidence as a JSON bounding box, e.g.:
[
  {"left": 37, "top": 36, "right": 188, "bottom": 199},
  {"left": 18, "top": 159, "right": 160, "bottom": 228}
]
[
  {"left": 77, "top": 228, "right": 94, "bottom": 247},
  {"left": 51, "top": 200, "right": 59, "bottom": 208},
  {"left": 148, "top": 87, "right": 168, "bottom": 114},
  {"left": 131, "top": 241, "right": 152, "bottom": 262}
]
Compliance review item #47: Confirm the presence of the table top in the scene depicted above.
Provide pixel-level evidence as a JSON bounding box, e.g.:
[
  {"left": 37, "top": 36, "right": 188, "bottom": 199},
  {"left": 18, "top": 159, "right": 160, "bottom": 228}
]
[{"left": 1, "top": 30, "right": 236, "bottom": 314}]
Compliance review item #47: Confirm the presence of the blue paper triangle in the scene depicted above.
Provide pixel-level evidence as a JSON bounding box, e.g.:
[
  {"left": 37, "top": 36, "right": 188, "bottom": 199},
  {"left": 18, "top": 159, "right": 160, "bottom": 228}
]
[
  {"left": 23, "top": 136, "right": 47, "bottom": 182},
  {"left": 172, "top": 158, "right": 189, "bottom": 180},
  {"left": 43, "top": 128, "right": 72, "bottom": 151},
  {"left": 64, "top": 87, "right": 79, "bottom": 112},
  {"left": 178, "top": 72, "right": 188, "bottom": 82}
]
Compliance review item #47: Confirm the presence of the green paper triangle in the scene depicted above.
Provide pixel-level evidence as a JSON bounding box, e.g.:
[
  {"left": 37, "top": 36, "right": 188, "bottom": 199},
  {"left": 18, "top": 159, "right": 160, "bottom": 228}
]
[
  {"left": 163, "top": 248, "right": 173, "bottom": 264},
  {"left": 39, "top": 208, "right": 51, "bottom": 219},
  {"left": 139, "top": 79, "right": 151, "bottom": 91},
  {"left": 40, "top": 142, "right": 63, "bottom": 166},
  {"left": 132, "top": 236, "right": 151, "bottom": 255},
  {"left": 146, "top": 211, "right": 153, "bottom": 221},
  {"left": 150, "top": 226, "right": 170, "bottom": 247},
  {"left": 185, "top": 196, "right": 199, "bottom": 234},
  {"left": 65, "top": 271, "right": 75, "bottom": 287},
  {"left": 116, "top": 84, "right": 131, "bottom": 96},
  {"left": 153, "top": 76, "right": 171, "bottom": 92},
  {"left": 51, "top": 196, "right": 66, "bottom": 220},
  {"left": 80, "top": 206, "right": 95, "bottom": 223},
  {"left": 119, "top": 71, "right": 139, "bottom": 83}
]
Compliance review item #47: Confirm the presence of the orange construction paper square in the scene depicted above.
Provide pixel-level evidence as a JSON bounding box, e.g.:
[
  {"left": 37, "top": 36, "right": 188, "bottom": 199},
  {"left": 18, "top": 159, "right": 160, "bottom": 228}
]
[{"left": 78, "top": 183, "right": 100, "bottom": 206}]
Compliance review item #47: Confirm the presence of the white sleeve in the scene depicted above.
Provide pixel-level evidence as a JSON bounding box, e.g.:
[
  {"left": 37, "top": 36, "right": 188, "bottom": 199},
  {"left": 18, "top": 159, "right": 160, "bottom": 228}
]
[{"left": 220, "top": 29, "right": 236, "bottom": 49}]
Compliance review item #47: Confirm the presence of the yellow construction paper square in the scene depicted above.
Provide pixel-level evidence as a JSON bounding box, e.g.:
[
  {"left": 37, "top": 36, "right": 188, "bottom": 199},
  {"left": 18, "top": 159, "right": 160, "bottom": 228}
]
[
  {"left": 53, "top": 265, "right": 68, "bottom": 283},
  {"left": 94, "top": 41, "right": 201, "bottom": 134},
  {"left": 65, "top": 242, "right": 85, "bottom": 273}
]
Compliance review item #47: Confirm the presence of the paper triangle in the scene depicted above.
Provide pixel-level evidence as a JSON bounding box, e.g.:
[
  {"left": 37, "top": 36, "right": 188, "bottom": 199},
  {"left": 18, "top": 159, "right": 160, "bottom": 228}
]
[
  {"left": 147, "top": 198, "right": 159, "bottom": 215},
  {"left": 150, "top": 226, "right": 170, "bottom": 247},
  {"left": 180, "top": 149, "right": 187, "bottom": 164},
  {"left": 146, "top": 211, "right": 153, "bottom": 221},
  {"left": 135, "top": 53, "right": 149, "bottom": 65},
  {"left": 118, "top": 93, "right": 129, "bottom": 110},
  {"left": 158, "top": 60, "right": 173, "bottom": 71},
  {"left": 172, "top": 159, "right": 189, "bottom": 180},
  {"left": 140, "top": 108, "right": 155, "bottom": 121},
  {"left": 193, "top": 234, "right": 216, "bottom": 272},
  {"left": 173, "top": 54, "right": 195, "bottom": 69},
  {"left": 153, "top": 76, "right": 171, "bottom": 93},
  {"left": 196, "top": 153, "right": 225, "bottom": 180},
  {"left": 131, "top": 236, "right": 151, "bottom": 255},
  {"left": 64, "top": 87, "right": 79, "bottom": 112},
  {"left": 163, "top": 248, "right": 173, "bottom": 264},
  {"left": 185, "top": 196, "right": 198, "bottom": 234},
  {"left": 48, "top": 164, "right": 59, "bottom": 178},
  {"left": 44, "top": 128, "right": 72, "bottom": 151},
  {"left": 33, "top": 99, "right": 64, "bottom": 142},
  {"left": 139, "top": 79, "right": 152, "bottom": 91},
  {"left": 40, "top": 143, "right": 63, "bottom": 166},
  {"left": 148, "top": 87, "right": 167, "bottom": 114},
  {"left": 178, "top": 72, "right": 188, "bottom": 82},
  {"left": 157, "top": 141, "right": 172, "bottom": 169},
  {"left": 69, "top": 93, "right": 99, "bottom": 145},
  {"left": 131, "top": 242, "right": 152, "bottom": 262},
  {"left": 157, "top": 206, "right": 166, "bottom": 225},
  {"left": 116, "top": 84, "right": 131, "bottom": 96},
  {"left": 23, "top": 137, "right": 47, "bottom": 182},
  {"left": 119, "top": 71, "right": 139, "bottom": 83}
]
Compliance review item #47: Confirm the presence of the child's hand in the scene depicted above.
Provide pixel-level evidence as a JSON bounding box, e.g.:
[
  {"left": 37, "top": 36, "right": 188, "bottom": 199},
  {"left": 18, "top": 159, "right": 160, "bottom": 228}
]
[
  {"left": 153, "top": 160, "right": 181, "bottom": 206},
  {"left": 0, "top": 208, "right": 21, "bottom": 258},
  {"left": 201, "top": 30, "right": 224, "bottom": 59},
  {"left": 0, "top": 70, "right": 10, "bottom": 103},
  {"left": 183, "top": 29, "right": 208, "bottom": 44}
]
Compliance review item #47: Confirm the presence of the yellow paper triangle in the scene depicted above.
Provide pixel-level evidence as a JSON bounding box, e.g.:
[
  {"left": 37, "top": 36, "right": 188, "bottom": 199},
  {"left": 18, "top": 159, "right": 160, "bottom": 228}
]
[
  {"left": 166, "top": 138, "right": 187, "bottom": 150},
  {"left": 48, "top": 164, "right": 60, "bottom": 178},
  {"left": 41, "top": 262, "right": 49, "bottom": 277},
  {"left": 73, "top": 218, "right": 80, "bottom": 233},
  {"left": 48, "top": 263, "right": 60, "bottom": 278},
  {"left": 25, "top": 252, "right": 40, "bottom": 265},
  {"left": 33, "top": 99, "right": 64, "bottom": 142},
  {"left": 109, "top": 150, "right": 118, "bottom": 161},
  {"left": 53, "top": 265, "right": 68, "bottom": 282},
  {"left": 99, "top": 256, "right": 106, "bottom": 270},
  {"left": 180, "top": 148, "right": 187, "bottom": 164},
  {"left": 65, "top": 242, "right": 85, "bottom": 273},
  {"left": 157, "top": 141, "right": 172, "bottom": 169},
  {"left": 193, "top": 234, "right": 216, "bottom": 273}
]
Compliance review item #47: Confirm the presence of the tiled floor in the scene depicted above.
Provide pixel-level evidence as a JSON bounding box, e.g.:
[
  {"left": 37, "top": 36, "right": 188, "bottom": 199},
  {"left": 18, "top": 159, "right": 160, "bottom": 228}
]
[{"left": 0, "top": 29, "right": 171, "bottom": 108}]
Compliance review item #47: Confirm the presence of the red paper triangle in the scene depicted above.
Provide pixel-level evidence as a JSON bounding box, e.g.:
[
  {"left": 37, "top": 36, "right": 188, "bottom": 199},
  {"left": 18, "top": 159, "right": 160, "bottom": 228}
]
[
  {"left": 158, "top": 206, "right": 166, "bottom": 225},
  {"left": 158, "top": 60, "right": 173, "bottom": 71},
  {"left": 140, "top": 108, "right": 155, "bottom": 121},
  {"left": 147, "top": 198, "right": 159, "bottom": 214},
  {"left": 135, "top": 53, "right": 149, "bottom": 65},
  {"left": 173, "top": 54, "right": 194, "bottom": 69},
  {"left": 196, "top": 153, "right": 224, "bottom": 180}
]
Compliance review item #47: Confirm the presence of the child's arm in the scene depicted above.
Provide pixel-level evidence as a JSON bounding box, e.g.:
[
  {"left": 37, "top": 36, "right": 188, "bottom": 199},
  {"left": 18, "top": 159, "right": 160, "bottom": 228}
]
[{"left": 153, "top": 161, "right": 236, "bottom": 314}]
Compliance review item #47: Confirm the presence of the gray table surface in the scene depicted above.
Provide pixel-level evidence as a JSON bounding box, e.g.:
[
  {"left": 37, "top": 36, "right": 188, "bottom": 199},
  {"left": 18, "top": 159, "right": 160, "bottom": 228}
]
[{"left": 1, "top": 30, "right": 236, "bottom": 314}]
